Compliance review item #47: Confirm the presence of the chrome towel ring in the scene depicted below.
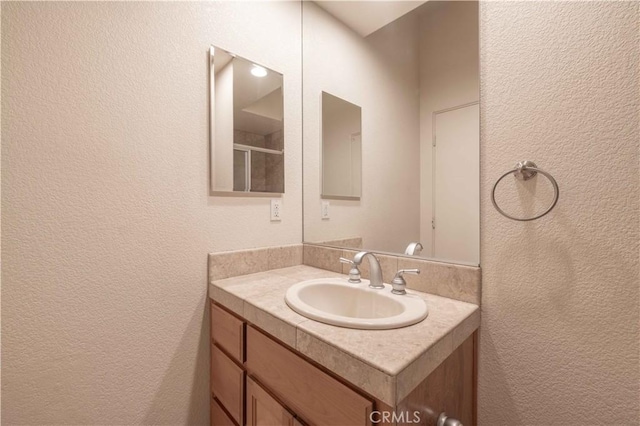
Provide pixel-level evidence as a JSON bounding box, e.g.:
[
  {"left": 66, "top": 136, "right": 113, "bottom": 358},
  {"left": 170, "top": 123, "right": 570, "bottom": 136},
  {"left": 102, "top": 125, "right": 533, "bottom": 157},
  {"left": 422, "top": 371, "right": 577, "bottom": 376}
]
[{"left": 491, "top": 160, "right": 559, "bottom": 221}]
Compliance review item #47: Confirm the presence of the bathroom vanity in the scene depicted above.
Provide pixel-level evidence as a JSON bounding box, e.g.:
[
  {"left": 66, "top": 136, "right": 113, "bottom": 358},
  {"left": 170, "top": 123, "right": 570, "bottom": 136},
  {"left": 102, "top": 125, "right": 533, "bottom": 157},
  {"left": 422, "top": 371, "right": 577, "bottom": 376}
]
[{"left": 209, "top": 263, "right": 479, "bottom": 426}]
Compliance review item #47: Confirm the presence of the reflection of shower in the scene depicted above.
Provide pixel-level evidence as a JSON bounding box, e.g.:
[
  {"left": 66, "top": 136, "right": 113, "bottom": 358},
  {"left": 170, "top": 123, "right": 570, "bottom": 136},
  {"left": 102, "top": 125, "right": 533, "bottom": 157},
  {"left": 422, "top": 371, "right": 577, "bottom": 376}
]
[
  {"left": 232, "top": 143, "right": 284, "bottom": 193},
  {"left": 405, "top": 242, "right": 424, "bottom": 256},
  {"left": 233, "top": 148, "right": 251, "bottom": 192}
]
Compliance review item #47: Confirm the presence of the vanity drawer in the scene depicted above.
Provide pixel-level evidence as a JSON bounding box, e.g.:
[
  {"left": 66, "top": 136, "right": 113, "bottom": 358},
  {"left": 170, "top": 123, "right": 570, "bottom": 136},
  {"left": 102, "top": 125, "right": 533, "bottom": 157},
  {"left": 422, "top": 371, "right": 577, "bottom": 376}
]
[
  {"left": 211, "top": 343, "right": 244, "bottom": 425},
  {"left": 211, "top": 302, "right": 244, "bottom": 363},
  {"left": 210, "top": 396, "right": 235, "bottom": 426},
  {"left": 246, "top": 325, "right": 373, "bottom": 426}
]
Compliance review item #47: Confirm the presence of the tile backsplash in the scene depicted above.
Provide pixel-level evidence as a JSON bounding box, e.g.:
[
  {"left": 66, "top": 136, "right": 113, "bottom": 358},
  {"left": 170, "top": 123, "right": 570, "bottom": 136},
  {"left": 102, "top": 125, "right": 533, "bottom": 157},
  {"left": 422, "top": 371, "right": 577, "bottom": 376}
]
[
  {"left": 208, "top": 244, "right": 303, "bottom": 281},
  {"left": 304, "top": 244, "right": 481, "bottom": 305},
  {"left": 209, "top": 243, "right": 480, "bottom": 305},
  {"left": 316, "top": 237, "right": 363, "bottom": 250}
]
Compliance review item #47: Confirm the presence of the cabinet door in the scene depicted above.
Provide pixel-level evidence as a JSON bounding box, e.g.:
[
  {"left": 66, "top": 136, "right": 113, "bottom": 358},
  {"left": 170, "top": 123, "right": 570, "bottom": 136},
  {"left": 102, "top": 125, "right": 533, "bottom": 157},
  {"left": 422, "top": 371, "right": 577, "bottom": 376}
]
[
  {"left": 246, "top": 376, "right": 295, "bottom": 426},
  {"left": 396, "top": 333, "right": 475, "bottom": 426}
]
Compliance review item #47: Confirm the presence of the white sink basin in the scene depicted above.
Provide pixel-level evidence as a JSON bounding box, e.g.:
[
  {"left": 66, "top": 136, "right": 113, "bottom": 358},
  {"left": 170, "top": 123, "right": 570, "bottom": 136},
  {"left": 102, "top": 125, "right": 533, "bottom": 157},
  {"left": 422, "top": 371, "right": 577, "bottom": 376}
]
[{"left": 285, "top": 278, "right": 428, "bottom": 330}]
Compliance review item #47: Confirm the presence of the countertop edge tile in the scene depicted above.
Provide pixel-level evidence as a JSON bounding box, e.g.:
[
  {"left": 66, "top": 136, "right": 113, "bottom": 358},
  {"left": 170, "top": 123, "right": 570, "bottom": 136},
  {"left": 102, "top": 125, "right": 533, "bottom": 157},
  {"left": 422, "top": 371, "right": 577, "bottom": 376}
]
[
  {"left": 451, "top": 309, "right": 481, "bottom": 350},
  {"left": 208, "top": 283, "right": 244, "bottom": 316},
  {"left": 295, "top": 327, "right": 397, "bottom": 406},
  {"left": 243, "top": 300, "right": 299, "bottom": 348},
  {"left": 294, "top": 320, "right": 400, "bottom": 377},
  {"left": 395, "top": 333, "right": 454, "bottom": 403}
]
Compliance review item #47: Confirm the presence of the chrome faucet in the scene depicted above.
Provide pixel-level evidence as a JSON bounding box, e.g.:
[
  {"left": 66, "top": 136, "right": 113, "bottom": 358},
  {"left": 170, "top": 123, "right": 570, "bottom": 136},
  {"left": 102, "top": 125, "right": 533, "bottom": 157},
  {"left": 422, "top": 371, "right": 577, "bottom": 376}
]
[
  {"left": 404, "top": 242, "right": 424, "bottom": 256},
  {"left": 353, "top": 251, "right": 384, "bottom": 289}
]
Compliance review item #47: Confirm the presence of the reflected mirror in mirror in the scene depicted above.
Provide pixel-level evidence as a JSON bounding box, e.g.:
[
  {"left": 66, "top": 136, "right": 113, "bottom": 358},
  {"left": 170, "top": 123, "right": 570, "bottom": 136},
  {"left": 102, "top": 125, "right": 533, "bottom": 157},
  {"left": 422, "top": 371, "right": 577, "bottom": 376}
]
[
  {"left": 303, "top": 1, "right": 479, "bottom": 265},
  {"left": 322, "top": 92, "right": 362, "bottom": 199},
  {"left": 210, "top": 46, "right": 284, "bottom": 194}
]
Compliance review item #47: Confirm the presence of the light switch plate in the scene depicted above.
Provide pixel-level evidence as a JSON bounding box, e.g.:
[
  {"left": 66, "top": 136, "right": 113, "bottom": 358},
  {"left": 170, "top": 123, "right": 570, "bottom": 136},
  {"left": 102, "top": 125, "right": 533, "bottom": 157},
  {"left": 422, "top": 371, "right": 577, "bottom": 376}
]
[
  {"left": 271, "top": 199, "right": 282, "bottom": 221},
  {"left": 321, "top": 201, "right": 330, "bottom": 220}
]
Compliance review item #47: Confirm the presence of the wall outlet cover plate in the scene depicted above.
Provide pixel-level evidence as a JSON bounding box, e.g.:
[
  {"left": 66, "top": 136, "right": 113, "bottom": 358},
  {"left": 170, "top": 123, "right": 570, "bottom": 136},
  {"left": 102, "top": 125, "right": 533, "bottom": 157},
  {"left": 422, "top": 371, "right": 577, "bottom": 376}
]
[
  {"left": 321, "top": 201, "right": 330, "bottom": 220},
  {"left": 271, "top": 199, "right": 282, "bottom": 222}
]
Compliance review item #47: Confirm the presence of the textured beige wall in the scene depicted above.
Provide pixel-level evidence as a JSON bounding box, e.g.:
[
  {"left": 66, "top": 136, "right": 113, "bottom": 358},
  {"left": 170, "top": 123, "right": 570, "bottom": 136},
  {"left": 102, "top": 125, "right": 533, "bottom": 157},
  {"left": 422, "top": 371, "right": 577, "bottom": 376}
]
[
  {"left": 303, "top": 2, "right": 421, "bottom": 254},
  {"left": 479, "top": 2, "right": 639, "bottom": 425},
  {"left": 1, "top": 2, "right": 301, "bottom": 424}
]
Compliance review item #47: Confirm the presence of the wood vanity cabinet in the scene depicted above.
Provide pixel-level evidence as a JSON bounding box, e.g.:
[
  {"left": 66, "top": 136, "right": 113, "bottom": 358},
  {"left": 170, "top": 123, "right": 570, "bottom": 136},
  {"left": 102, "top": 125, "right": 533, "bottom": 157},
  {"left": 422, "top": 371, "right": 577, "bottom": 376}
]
[{"left": 210, "top": 301, "right": 476, "bottom": 426}]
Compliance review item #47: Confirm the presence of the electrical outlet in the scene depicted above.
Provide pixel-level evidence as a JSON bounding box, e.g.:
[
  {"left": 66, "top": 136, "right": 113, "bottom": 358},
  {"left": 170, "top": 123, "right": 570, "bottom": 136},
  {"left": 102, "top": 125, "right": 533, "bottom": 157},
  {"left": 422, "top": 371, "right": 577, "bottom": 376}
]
[
  {"left": 270, "top": 199, "right": 282, "bottom": 221},
  {"left": 321, "top": 201, "right": 330, "bottom": 220}
]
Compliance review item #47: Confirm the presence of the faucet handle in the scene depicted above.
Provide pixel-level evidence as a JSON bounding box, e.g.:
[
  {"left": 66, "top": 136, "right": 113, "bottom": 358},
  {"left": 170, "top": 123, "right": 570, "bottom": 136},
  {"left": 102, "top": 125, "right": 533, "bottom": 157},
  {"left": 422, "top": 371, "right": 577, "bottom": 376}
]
[
  {"left": 339, "top": 258, "right": 362, "bottom": 283},
  {"left": 391, "top": 269, "right": 420, "bottom": 295}
]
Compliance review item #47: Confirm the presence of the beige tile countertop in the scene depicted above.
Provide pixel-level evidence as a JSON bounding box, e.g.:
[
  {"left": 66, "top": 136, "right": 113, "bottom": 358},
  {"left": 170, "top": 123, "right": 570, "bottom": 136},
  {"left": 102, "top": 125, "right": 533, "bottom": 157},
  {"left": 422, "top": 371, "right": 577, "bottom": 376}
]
[{"left": 208, "top": 265, "right": 479, "bottom": 406}]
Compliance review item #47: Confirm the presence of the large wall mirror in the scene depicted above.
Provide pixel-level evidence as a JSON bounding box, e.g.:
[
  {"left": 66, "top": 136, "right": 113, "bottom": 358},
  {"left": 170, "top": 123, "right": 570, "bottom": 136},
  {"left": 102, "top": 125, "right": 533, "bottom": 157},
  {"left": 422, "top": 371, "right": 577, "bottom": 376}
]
[
  {"left": 303, "top": 1, "right": 479, "bottom": 265},
  {"left": 210, "top": 46, "right": 285, "bottom": 194}
]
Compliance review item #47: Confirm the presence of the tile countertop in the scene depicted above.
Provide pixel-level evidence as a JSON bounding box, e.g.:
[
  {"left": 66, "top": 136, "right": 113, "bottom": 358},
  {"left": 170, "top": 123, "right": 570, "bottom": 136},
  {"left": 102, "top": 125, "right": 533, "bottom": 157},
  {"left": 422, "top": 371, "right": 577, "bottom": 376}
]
[{"left": 208, "top": 265, "right": 480, "bottom": 406}]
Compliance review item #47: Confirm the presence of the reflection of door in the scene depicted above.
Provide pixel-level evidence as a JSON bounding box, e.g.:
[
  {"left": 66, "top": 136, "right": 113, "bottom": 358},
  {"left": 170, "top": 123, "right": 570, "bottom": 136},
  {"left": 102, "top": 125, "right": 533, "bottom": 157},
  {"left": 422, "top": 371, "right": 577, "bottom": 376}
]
[
  {"left": 350, "top": 132, "right": 361, "bottom": 196},
  {"left": 432, "top": 103, "right": 479, "bottom": 264}
]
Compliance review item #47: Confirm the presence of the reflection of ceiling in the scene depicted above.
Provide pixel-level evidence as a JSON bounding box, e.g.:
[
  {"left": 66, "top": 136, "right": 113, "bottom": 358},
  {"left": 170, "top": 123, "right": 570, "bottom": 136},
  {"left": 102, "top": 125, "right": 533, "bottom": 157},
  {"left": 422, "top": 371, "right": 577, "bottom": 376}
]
[
  {"left": 213, "top": 47, "right": 284, "bottom": 136},
  {"left": 213, "top": 47, "right": 233, "bottom": 73},
  {"left": 242, "top": 87, "right": 283, "bottom": 121},
  {"left": 233, "top": 55, "right": 283, "bottom": 136},
  {"left": 314, "top": 1, "right": 427, "bottom": 37}
]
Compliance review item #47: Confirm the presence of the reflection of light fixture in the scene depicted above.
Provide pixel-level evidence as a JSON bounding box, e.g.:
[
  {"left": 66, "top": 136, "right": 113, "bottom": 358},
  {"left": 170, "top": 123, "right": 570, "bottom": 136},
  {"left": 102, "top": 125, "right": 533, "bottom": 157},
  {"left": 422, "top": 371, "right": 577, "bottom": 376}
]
[{"left": 251, "top": 64, "right": 268, "bottom": 77}]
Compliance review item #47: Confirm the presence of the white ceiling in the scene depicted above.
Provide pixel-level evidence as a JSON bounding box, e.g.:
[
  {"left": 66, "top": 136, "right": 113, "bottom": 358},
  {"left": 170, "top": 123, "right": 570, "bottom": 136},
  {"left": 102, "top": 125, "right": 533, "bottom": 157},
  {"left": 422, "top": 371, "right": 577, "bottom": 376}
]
[{"left": 314, "top": 1, "right": 428, "bottom": 37}]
